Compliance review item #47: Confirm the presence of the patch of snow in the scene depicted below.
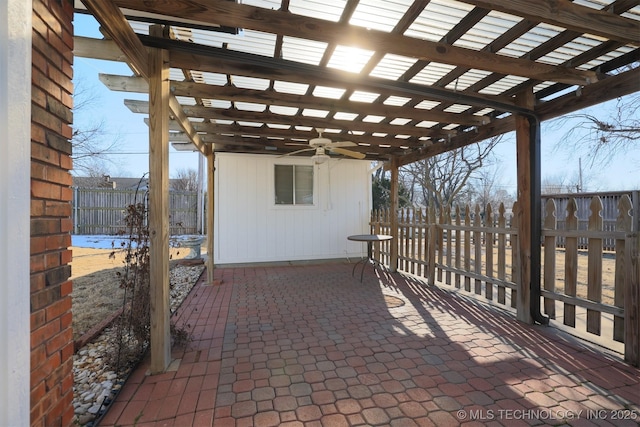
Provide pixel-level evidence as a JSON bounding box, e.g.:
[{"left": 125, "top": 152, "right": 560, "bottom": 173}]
[
  {"left": 71, "top": 235, "right": 134, "bottom": 250},
  {"left": 71, "top": 235, "right": 205, "bottom": 250}
]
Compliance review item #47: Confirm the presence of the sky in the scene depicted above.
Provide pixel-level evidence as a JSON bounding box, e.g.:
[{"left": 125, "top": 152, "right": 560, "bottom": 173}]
[{"left": 72, "top": 14, "right": 639, "bottom": 193}]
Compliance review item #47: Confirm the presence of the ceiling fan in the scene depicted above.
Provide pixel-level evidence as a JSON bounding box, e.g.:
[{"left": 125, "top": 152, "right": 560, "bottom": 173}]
[{"left": 282, "top": 129, "right": 366, "bottom": 163}]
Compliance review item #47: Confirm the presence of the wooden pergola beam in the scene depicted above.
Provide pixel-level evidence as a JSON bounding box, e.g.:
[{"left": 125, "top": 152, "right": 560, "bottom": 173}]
[
  {"left": 536, "top": 67, "right": 640, "bottom": 121},
  {"left": 458, "top": 0, "right": 640, "bottom": 45},
  {"left": 79, "top": 1, "right": 206, "bottom": 155},
  {"left": 98, "top": 73, "right": 490, "bottom": 127},
  {"left": 79, "top": 1, "right": 149, "bottom": 76},
  {"left": 73, "top": 35, "right": 132, "bottom": 63},
  {"left": 78, "top": 34, "right": 519, "bottom": 111},
  {"left": 125, "top": 99, "right": 454, "bottom": 141},
  {"left": 396, "top": 67, "right": 640, "bottom": 166},
  {"left": 113, "top": 0, "right": 598, "bottom": 85},
  {"left": 166, "top": 124, "right": 407, "bottom": 153}
]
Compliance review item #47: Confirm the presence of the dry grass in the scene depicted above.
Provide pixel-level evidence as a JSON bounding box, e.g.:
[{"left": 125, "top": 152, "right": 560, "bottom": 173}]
[{"left": 70, "top": 246, "right": 189, "bottom": 341}]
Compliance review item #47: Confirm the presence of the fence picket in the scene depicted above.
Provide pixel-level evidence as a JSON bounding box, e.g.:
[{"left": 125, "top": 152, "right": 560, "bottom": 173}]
[
  {"left": 410, "top": 208, "right": 417, "bottom": 275},
  {"left": 444, "top": 206, "right": 452, "bottom": 285},
  {"left": 455, "top": 205, "right": 461, "bottom": 289},
  {"left": 498, "top": 203, "right": 506, "bottom": 305},
  {"left": 543, "top": 199, "right": 557, "bottom": 319},
  {"left": 564, "top": 199, "right": 578, "bottom": 328},
  {"left": 464, "top": 205, "right": 471, "bottom": 292},
  {"left": 474, "top": 204, "right": 482, "bottom": 295},
  {"left": 486, "top": 204, "right": 494, "bottom": 301},
  {"left": 367, "top": 195, "right": 638, "bottom": 365},
  {"left": 416, "top": 208, "right": 424, "bottom": 277},
  {"left": 428, "top": 206, "right": 437, "bottom": 285},
  {"left": 586, "top": 197, "right": 604, "bottom": 335}
]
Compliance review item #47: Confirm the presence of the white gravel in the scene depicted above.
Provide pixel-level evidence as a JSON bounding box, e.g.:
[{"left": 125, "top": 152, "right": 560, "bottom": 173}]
[{"left": 72, "top": 264, "right": 204, "bottom": 426}]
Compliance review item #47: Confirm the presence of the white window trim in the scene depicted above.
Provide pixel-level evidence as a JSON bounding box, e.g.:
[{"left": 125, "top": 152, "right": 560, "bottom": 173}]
[{"left": 271, "top": 159, "right": 319, "bottom": 210}]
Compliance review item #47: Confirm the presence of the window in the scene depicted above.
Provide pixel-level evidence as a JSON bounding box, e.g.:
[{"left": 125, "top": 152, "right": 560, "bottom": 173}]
[{"left": 274, "top": 164, "right": 314, "bottom": 205}]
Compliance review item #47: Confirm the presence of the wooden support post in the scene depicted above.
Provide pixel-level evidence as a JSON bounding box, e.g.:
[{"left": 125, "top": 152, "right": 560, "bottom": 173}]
[
  {"left": 148, "top": 25, "right": 171, "bottom": 374},
  {"left": 515, "top": 89, "right": 534, "bottom": 324},
  {"left": 206, "top": 147, "right": 216, "bottom": 284},
  {"left": 627, "top": 205, "right": 640, "bottom": 366},
  {"left": 389, "top": 157, "right": 399, "bottom": 272}
]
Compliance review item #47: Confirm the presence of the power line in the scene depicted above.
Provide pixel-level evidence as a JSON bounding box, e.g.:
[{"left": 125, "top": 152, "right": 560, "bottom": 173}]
[{"left": 91, "top": 151, "right": 200, "bottom": 155}]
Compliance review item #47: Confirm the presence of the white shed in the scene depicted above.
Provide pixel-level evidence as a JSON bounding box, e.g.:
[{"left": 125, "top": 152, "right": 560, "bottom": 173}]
[{"left": 214, "top": 153, "right": 372, "bottom": 264}]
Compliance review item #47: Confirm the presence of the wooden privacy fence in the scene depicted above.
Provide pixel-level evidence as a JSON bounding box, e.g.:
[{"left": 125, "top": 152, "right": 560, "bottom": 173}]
[
  {"left": 371, "top": 195, "right": 640, "bottom": 366},
  {"left": 72, "top": 187, "right": 200, "bottom": 235},
  {"left": 541, "top": 191, "right": 639, "bottom": 251}
]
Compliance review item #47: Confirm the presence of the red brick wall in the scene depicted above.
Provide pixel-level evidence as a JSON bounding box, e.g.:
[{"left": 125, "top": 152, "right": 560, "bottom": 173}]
[{"left": 30, "top": 0, "right": 75, "bottom": 426}]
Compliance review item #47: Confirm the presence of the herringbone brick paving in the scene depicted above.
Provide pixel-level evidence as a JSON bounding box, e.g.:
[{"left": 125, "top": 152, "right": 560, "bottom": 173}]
[{"left": 99, "top": 262, "right": 640, "bottom": 426}]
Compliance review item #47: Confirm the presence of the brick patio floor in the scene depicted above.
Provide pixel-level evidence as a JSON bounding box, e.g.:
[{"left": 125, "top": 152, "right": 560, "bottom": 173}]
[{"left": 99, "top": 262, "right": 640, "bottom": 426}]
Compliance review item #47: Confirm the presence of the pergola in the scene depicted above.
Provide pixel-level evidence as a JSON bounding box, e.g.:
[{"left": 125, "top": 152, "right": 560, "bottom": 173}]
[{"left": 74, "top": 0, "right": 639, "bottom": 374}]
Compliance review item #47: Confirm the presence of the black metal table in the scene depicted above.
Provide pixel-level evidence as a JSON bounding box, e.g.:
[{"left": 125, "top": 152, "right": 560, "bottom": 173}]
[{"left": 347, "top": 234, "right": 393, "bottom": 281}]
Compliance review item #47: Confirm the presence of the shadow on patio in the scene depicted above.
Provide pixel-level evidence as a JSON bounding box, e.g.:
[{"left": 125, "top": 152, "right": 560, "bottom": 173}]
[{"left": 98, "top": 261, "right": 640, "bottom": 426}]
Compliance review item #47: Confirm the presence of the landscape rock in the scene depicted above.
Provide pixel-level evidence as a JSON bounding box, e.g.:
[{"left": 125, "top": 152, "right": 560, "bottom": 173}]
[{"left": 72, "top": 265, "right": 204, "bottom": 426}]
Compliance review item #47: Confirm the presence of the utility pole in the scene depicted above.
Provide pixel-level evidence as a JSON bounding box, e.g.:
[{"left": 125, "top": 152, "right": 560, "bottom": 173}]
[{"left": 578, "top": 157, "right": 583, "bottom": 193}]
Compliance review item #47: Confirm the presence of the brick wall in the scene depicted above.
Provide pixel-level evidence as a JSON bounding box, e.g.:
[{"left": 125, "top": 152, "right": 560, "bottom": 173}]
[{"left": 30, "top": 0, "right": 75, "bottom": 425}]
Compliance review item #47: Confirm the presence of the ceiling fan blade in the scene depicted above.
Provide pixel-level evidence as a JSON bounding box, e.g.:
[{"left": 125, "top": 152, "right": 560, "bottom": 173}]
[
  {"left": 329, "top": 147, "right": 366, "bottom": 159},
  {"left": 327, "top": 141, "right": 357, "bottom": 148},
  {"left": 279, "top": 147, "right": 314, "bottom": 157}
]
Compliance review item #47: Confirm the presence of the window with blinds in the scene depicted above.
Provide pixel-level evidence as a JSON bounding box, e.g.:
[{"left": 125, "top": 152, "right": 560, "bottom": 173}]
[{"left": 274, "top": 165, "right": 314, "bottom": 205}]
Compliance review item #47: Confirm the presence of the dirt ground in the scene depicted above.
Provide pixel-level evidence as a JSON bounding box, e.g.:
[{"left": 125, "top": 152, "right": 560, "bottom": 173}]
[{"left": 70, "top": 246, "right": 192, "bottom": 341}]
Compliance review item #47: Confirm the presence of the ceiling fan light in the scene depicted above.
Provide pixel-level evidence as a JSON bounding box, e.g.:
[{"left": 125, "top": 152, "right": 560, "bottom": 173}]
[{"left": 312, "top": 153, "right": 329, "bottom": 164}]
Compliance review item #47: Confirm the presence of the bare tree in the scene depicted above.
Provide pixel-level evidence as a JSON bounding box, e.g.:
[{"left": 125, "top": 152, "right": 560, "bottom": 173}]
[
  {"left": 541, "top": 173, "right": 585, "bottom": 195},
  {"left": 372, "top": 166, "right": 412, "bottom": 210},
  {"left": 172, "top": 168, "right": 199, "bottom": 191},
  {"left": 400, "top": 136, "right": 502, "bottom": 210},
  {"left": 71, "top": 77, "right": 122, "bottom": 175},
  {"left": 549, "top": 93, "right": 640, "bottom": 167},
  {"left": 466, "top": 165, "right": 515, "bottom": 213}
]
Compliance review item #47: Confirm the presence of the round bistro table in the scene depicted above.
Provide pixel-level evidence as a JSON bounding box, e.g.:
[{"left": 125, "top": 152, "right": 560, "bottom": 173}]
[{"left": 347, "top": 234, "right": 393, "bottom": 282}]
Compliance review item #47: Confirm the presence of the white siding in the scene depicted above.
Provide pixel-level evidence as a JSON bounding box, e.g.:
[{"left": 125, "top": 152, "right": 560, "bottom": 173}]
[{"left": 214, "top": 153, "right": 371, "bottom": 264}]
